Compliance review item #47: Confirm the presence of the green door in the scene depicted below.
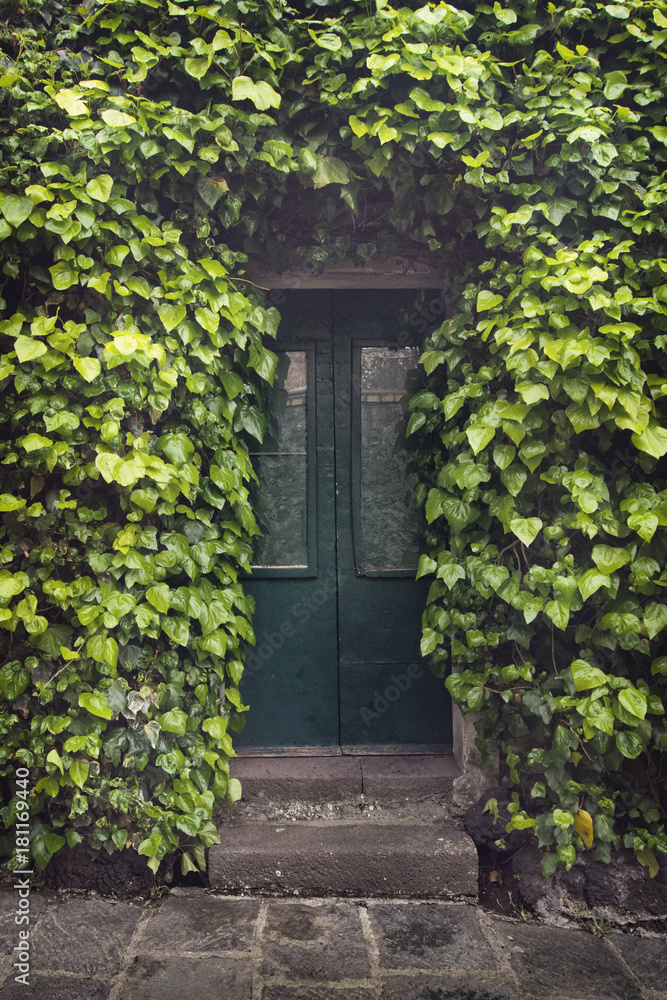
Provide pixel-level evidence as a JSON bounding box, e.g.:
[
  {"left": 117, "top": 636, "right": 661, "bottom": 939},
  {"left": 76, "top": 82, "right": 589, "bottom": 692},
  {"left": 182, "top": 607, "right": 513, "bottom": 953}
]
[{"left": 236, "top": 290, "right": 452, "bottom": 753}]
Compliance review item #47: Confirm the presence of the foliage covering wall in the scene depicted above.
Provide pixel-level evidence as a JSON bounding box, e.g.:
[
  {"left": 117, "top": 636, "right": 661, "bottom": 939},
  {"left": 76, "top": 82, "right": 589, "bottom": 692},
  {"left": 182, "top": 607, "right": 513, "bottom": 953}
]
[{"left": 0, "top": 0, "right": 665, "bottom": 878}]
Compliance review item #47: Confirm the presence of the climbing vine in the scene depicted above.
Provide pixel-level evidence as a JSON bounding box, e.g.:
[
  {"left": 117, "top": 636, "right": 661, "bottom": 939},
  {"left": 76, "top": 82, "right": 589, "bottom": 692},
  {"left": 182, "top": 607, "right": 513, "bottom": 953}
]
[{"left": 0, "top": 0, "right": 665, "bottom": 878}]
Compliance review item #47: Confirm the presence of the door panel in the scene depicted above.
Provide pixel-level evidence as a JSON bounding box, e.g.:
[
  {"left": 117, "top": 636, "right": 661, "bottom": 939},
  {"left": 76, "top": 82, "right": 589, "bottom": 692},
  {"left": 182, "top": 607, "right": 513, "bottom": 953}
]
[
  {"left": 333, "top": 291, "right": 452, "bottom": 749},
  {"left": 237, "top": 295, "right": 339, "bottom": 749},
  {"left": 236, "top": 289, "right": 452, "bottom": 752}
]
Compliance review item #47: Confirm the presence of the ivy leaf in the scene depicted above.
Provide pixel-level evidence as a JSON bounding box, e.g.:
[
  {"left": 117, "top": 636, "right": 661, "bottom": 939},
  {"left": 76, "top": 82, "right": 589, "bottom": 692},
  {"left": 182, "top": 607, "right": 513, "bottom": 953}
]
[
  {"left": 159, "top": 708, "right": 188, "bottom": 735},
  {"left": 85, "top": 174, "right": 114, "bottom": 202},
  {"left": 312, "top": 156, "right": 352, "bottom": 188},
  {"left": 158, "top": 304, "right": 187, "bottom": 332},
  {"left": 571, "top": 659, "right": 608, "bottom": 691},
  {"left": 604, "top": 70, "right": 628, "bottom": 99},
  {"left": 577, "top": 568, "right": 611, "bottom": 600},
  {"left": 545, "top": 600, "right": 570, "bottom": 631},
  {"left": 15, "top": 336, "right": 47, "bottom": 363},
  {"left": 644, "top": 603, "right": 667, "bottom": 640},
  {"left": 615, "top": 731, "right": 643, "bottom": 759},
  {"left": 69, "top": 759, "right": 89, "bottom": 789},
  {"left": 476, "top": 290, "right": 503, "bottom": 312},
  {"left": 591, "top": 545, "right": 631, "bottom": 575},
  {"left": 79, "top": 692, "right": 113, "bottom": 720},
  {"left": 2, "top": 195, "right": 34, "bottom": 227},
  {"left": 234, "top": 404, "right": 267, "bottom": 442},
  {"left": 618, "top": 688, "right": 647, "bottom": 720},
  {"left": 466, "top": 426, "right": 494, "bottom": 455},
  {"left": 146, "top": 583, "right": 171, "bottom": 614},
  {"left": 0, "top": 661, "right": 30, "bottom": 700},
  {"left": 162, "top": 617, "right": 190, "bottom": 645},
  {"left": 500, "top": 465, "right": 527, "bottom": 497},
  {"left": 574, "top": 809, "right": 593, "bottom": 848},
  {"left": 631, "top": 423, "right": 667, "bottom": 459},
  {"left": 73, "top": 357, "right": 101, "bottom": 382},
  {"left": 438, "top": 564, "right": 466, "bottom": 589},
  {"left": 509, "top": 517, "right": 542, "bottom": 546},
  {"left": 231, "top": 75, "right": 281, "bottom": 110}
]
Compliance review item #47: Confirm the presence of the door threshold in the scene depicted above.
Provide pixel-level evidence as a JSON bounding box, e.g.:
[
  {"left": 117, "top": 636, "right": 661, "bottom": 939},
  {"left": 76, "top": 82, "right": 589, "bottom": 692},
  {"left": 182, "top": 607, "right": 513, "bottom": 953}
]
[{"left": 234, "top": 744, "right": 452, "bottom": 758}]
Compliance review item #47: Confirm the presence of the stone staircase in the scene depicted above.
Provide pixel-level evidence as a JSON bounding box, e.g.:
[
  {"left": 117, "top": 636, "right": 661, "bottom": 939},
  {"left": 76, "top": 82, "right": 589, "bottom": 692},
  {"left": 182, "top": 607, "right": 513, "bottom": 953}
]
[{"left": 208, "top": 755, "right": 479, "bottom": 900}]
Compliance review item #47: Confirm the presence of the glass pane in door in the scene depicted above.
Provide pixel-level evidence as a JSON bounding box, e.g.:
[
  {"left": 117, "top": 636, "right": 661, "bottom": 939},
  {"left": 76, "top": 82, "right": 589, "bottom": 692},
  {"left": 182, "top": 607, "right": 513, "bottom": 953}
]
[
  {"left": 359, "top": 346, "right": 421, "bottom": 571},
  {"left": 249, "top": 350, "right": 308, "bottom": 568}
]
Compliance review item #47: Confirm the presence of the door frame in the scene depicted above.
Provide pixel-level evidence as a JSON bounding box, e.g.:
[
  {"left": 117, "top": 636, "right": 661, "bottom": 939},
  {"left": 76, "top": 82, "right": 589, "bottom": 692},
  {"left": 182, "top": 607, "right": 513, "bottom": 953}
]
[{"left": 237, "top": 270, "right": 481, "bottom": 780}]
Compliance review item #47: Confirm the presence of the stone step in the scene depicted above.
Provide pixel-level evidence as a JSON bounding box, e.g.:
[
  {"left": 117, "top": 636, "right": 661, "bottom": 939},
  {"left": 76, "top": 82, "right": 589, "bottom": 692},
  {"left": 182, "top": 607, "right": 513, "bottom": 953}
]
[
  {"left": 208, "top": 820, "right": 478, "bottom": 900},
  {"left": 229, "top": 754, "right": 461, "bottom": 807}
]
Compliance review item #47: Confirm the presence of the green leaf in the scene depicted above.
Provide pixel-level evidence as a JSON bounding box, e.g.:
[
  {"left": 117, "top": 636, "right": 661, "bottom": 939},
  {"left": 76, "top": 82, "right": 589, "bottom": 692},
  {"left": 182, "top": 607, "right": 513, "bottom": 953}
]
[
  {"left": 49, "top": 261, "right": 79, "bottom": 290},
  {"left": 493, "top": 445, "right": 515, "bottom": 470},
  {"left": 162, "top": 617, "right": 190, "bottom": 646},
  {"left": 466, "top": 426, "right": 494, "bottom": 455},
  {"left": 500, "top": 465, "right": 527, "bottom": 497},
  {"left": 202, "top": 715, "right": 228, "bottom": 739},
  {"left": 0, "top": 494, "right": 26, "bottom": 512},
  {"left": 159, "top": 708, "right": 188, "bottom": 735},
  {"left": 231, "top": 75, "right": 281, "bottom": 110},
  {"left": 199, "top": 629, "right": 228, "bottom": 657},
  {"left": 0, "top": 661, "right": 30, "bottom": 700},
  {"left": 234, "top": 404, "right": 267, "bottom": 442},
  {"left": 571, "top": 659, "right": 608, "bottom": 691},
  {"left": 592, "top": 545, "right": 631, "bottom": 575},
  {"left": 632, "top": 423, "right": 667, "bottom": 459},
  {"left": 86, "top": 174, "right": 114, "bottom": 202},
  {"left": 616, "top": 731, "right": 643, "bottom": 759},
  {"left": 79, "top": 691, "right": 113, "bottom": 720},
  {"left": 577, "top": 568, "right": 611, "bottom": 600},
  {"left": 618, "top": 688, "right": 647, "bottom": 720},
  {"left": 15, "top": 336, "right": 47, "bottom": 363},
  {"left": 604, "top": 70, "right": 628, "bottom": 100},
  {"left": 146, "top": 583, "right": 171, "bottom": 614},
  {"left": 101, "top": 108, "right": 136, "bottom": 126},
  {"left": 313, "top": 156, "right": 352, "bottom": 188},
  {"left": 158, "top": 304, "right": 187, "bottom": 333},
  {"left": 476, "top": 290, "right": 503, "bottom": 312},
  {"left": 73, "top": 356, "right": 101, "bottom": 382},
  {"left": 439, "top": 563, "right": 466, "bottom": 589},
  {"left": 441, "top": 497, "right": 476, "bottom": 531},
  {"left": 2, "top": 195, "right": 34, "bottom": 227},
  {"left": 644, "top": 603, "right": 667, "bottom": 640},
  {"left": 509, "top": 517, "right": 542, "bottom": 546},
  {"left": 545, "top": 600, "right": 570, "bottom": 631},
  {"left": 69, "top": 759, "right": 89, "bottom": 789}
]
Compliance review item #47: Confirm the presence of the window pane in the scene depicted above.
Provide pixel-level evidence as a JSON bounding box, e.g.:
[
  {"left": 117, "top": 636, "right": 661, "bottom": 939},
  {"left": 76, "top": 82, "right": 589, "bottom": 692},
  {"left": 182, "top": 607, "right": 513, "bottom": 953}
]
[
  {"left": 359, "top": 347, "right": 421, "bottom": 570},
  {"left": 250, "top": 351, "right": 308, "bottom": 568}
]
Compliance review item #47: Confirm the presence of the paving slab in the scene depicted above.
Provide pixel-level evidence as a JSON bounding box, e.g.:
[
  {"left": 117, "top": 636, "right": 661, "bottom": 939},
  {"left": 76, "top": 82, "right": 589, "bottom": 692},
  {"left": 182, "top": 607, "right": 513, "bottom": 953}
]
[
  {"left": 368, "top": 903, "right": 498, "bottom": 972},
  {"left": 210, "top": 822, "right": 477, "bottom": 898},
  {"left": 231, "top": 757, "right": 363, "bottom": 804},
  {"left": 262, "top": 989, "right": 375, "bottom": 999},
  {"left": 360, "top": 756, "right": 459, "bottom": 802},
  {"left": 380, "top": 976, "right": 519, "bottom": 1000},
  {"left": 117, "top": 954, "right": 253, "bottom": 1000},
  {"left": 609, "top": 934, "right": 667, "bottom": 993},
  {"left": 29, "top": 897, "right": 141, "bottom": 976},
  {"left": 506, "top": 923, "right": 639, "bottom": 1000},
  {"left": 135, "top": 895, "right": 259, "bottom": 953},
  {"left": 0, "top": 973, "right": 112, "bottom": 999},
  {"left": 0, "top": 887, "right": 47, "bottom": 956},
  {"left": 261, "top": 901, "right": 371, "bottom": 981}
]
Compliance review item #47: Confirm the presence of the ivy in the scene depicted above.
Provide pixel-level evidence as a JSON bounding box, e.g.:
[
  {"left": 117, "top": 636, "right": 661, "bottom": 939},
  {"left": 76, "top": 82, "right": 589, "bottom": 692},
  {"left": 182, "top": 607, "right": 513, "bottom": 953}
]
[{"left": 0, "top": 0, "right": 665, "bottom": 880}]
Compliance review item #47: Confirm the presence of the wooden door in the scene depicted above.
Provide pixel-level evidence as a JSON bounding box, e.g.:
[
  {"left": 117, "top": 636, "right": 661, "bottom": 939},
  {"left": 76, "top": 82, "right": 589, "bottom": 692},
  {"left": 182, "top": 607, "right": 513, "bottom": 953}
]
[{"left": 235, "top": 290, "right": 452, "bottom": 753}]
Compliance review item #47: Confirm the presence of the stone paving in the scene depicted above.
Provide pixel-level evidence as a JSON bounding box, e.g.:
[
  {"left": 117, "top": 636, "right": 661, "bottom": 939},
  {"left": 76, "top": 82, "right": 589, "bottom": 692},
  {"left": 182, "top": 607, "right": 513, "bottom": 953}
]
[{"left": 0, "top": 888, "right": 665, "bottom": 1000}]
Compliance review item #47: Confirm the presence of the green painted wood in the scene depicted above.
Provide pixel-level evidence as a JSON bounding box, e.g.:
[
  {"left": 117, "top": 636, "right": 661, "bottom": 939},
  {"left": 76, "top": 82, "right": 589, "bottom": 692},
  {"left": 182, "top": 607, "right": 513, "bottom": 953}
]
[
  {"left": 333, "top": 291, "right": 452, "bottom": 748},
  {"left": 236, "top": 289, "right": 452, "bottom": 750},
  {"left": 236, "top": 291, "right": 339, "bottom": 749}
]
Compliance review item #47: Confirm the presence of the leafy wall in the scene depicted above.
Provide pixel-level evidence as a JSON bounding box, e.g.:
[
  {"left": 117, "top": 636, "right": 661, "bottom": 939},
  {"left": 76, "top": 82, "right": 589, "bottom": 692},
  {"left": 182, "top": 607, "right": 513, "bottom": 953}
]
[{"left": 0, "top": 0, "right": 665, "bottom": 877}]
